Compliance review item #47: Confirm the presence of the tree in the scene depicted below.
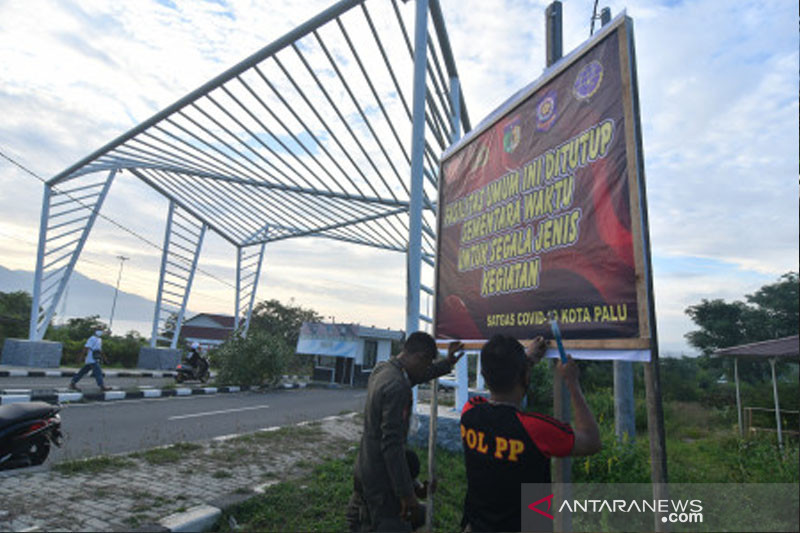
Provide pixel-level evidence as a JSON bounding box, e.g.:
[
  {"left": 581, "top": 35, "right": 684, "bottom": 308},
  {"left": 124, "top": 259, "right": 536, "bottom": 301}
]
[
  {"left": 685, "top": 272, "right": 799, "bottom": 384},
  {"left": 247, "top": 298, "right": 323, "bottom": 348},
  {"left": 0, "top": 291, "right": 32, "bottom": 342},
  {"left": 46, "top": 315, "right": 108, "bottom": 343},
  {"left": 744, "top": 272, "right": 799, "bottom": 339},
  {"left": 685, "top": 272, "right": 799, "bottom": 355},
  {"left": 209, "top": 329, "right": 293, "bottom": 386}
]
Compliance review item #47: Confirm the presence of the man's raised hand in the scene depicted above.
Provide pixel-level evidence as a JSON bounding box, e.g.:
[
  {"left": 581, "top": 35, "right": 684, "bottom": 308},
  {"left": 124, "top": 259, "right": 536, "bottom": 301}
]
[{"left": 446, "top": 340, "right": 465, "bottom": 366}]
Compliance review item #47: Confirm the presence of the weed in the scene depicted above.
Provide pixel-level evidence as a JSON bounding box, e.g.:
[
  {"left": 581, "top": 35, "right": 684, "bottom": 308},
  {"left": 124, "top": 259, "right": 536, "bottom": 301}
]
[
  {"left": 132, "top": 442, "right": 203, "bottom": 465},
  {"left": 53, "top": 455, "right": 135, "bottom": 475},
  {"left": 213, "top": 470, "right": 233, "bottom": 479}
]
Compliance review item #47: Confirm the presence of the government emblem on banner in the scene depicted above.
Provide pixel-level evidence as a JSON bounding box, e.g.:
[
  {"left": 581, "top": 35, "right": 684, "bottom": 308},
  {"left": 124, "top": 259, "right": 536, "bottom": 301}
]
[
  {"left": 536, "top": 90, "right": 558, "bottom": 132},
  {"left": 573, "top": 60, "right": 604, "bottom": 100},
  {"left": 503, "top": 116, "right": 521, "bottom": 153}
]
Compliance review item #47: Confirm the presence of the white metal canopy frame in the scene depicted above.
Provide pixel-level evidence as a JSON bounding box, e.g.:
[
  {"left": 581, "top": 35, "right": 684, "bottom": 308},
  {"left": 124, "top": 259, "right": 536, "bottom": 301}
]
[{"left": 28, "top": 0, "right": 472, "bottom": 344}]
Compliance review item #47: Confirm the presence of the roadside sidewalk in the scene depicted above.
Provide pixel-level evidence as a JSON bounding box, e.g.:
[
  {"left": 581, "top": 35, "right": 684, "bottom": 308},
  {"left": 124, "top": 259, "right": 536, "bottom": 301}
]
[
  {"left": 0, "top": 384, "right": 254, "bottom": 405},
  {"left": 0, "top": 365, "right": 178, "bottom": 379},
  {"left": 0, "top": 364, "right": 310, "bottom": 405},
  {"left": 0, "top": 413, "right": 363, "bottom": 532}
]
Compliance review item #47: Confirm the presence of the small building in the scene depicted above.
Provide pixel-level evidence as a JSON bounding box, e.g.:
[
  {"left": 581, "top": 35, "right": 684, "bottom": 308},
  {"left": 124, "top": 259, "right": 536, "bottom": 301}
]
[
  {"left": 180, "top": 313, "right": 236, "bottom": 351},
  {"left": 296, "top": 322, "right": 404, "bottom": 387}
]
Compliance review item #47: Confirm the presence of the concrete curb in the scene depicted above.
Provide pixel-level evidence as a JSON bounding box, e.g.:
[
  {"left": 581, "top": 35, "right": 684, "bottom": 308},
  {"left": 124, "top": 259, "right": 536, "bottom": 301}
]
[
  {"left": 0, "top": 385, "right": 253, "bottom": 405},
  {"left": 0, "top": 369, "right": 178, "bottom": 378},
  {"left": 159, "top": 505, "right": 222, "bottom": 533}
]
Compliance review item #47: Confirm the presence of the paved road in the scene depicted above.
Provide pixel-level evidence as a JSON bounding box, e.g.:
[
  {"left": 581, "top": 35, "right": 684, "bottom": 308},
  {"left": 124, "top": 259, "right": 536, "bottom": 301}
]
[
  {"left": 1, "top": 374, "right": 176, "bottom": 393},
  {"left": 51, "top": 387, "right": 366, "bottom": 462}
]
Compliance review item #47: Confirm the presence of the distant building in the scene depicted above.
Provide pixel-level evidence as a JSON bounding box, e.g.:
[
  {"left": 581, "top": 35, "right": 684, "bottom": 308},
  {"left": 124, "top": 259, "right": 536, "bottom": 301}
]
[
  {"left": 296, "top": 322, "right": 404, "bottom": 387},
  {"left": 180, "top": 313, "right": 235, "bottom": 350}
]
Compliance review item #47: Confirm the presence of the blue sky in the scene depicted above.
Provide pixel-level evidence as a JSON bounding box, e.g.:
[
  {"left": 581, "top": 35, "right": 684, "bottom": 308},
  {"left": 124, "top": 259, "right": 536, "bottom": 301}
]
[{"left": 0, "top": 0, "right": 797, "bottom": 354}]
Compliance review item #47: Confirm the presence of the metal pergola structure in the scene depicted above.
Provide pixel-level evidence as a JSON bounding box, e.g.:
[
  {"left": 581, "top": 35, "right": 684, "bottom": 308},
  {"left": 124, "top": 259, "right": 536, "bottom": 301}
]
[
  {"left": 28, "top": 0, "right": 472, "bottom": 347},
  {"left": 714, "top": 335, "right": 800, "bottom": 449}
]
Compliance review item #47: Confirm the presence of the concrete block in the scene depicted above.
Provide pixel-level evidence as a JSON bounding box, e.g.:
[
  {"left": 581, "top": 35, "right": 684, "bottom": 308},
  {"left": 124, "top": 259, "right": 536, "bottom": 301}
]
[
  {"left": 1, "top": 339, "right": 62, "bottom": 368},
  {"left": 137, "top": 347, "right": 181, "bottom": 370},
  {"left": 160, "top": 505, "right": 221, "bottom": 533}
]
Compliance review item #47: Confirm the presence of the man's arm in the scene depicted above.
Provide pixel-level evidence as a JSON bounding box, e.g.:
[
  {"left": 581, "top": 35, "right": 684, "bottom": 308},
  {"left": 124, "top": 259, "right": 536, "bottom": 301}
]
[
  {"left": 557, "top": 356, "right": 602, "bottom": 456},
  {"left": 414, "top": 341, "right": 465, "bottom": 384}
]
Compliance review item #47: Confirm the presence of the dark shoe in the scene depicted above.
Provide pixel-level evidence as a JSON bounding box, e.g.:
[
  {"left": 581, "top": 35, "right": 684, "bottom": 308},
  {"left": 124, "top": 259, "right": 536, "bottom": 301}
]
[
  {"left": 101, "top": 386, "right": 112, "bottom": 391},
  {"left": 69, "top": 382, "right": 81, "bottom": 392}
]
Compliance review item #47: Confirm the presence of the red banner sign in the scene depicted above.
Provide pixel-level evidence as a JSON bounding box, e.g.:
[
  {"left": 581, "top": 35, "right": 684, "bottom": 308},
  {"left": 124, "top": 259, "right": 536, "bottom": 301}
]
[{"left": 435, "top": 17, "right": 651, "bottom": 349}]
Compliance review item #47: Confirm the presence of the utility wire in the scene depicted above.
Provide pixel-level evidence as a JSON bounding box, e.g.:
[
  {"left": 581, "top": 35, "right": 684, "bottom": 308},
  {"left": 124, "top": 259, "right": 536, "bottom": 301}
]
[{"left": 0, "top": 147, "right": 237, "bottom": 290}]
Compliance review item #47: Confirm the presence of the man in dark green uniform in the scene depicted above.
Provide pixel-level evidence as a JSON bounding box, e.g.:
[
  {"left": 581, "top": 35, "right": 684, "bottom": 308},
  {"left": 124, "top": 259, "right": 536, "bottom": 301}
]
[{"left": 347, "top": 331, "right": 464, "bottom": 532}]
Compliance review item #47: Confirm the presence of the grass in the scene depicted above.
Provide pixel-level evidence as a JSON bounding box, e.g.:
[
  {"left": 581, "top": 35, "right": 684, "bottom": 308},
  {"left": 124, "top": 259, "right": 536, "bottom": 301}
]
[
  {"left": 215, "top": 449, "right": 364, "bottom": 532},
  {"left": 52, "top": 455, "right": 136, "bottom": 475},
  {"left": 215, "top": 399, "right": 799, "bottom": 532},
  {"left": 130, "top": 442, "right": 203, "bottom": 465},
  {"left": 214, "top": 446, "right": 467, "bottom": 533},
  {"left": 226, "top": 424, "right": 322, "bottom": 447}
]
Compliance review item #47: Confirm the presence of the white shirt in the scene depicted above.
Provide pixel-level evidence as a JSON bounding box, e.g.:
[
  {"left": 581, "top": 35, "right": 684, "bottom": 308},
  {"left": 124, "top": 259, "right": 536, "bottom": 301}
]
[{"left": 84, "top": 335, "right": 102, "bottom": 364}]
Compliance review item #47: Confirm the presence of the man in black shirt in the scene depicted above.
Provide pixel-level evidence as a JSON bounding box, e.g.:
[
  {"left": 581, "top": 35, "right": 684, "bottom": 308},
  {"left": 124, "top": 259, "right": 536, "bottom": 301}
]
[{"left": 460, "top": 334, "right": 601, "bottom": 532}]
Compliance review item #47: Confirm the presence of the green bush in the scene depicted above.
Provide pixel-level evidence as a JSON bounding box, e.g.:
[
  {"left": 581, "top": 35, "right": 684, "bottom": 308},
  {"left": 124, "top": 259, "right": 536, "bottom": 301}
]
[
  {"left": 572, "top": 423, "right": 650, "bottom": 483},
  {"left": 59, "top": 339, "right": 86, "bottom": 366},
  {"left": 209, "top": 329, "right": 292, "bottom": 386},
  {"left": 102, "top": 332, "right": 147, "bottom": 368}
]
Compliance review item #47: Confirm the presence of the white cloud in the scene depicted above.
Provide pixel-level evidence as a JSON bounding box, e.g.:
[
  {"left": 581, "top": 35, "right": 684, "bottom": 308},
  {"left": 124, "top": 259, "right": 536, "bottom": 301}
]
[{"left": 0, "top": 0, "right": 796, "bottom": 350}]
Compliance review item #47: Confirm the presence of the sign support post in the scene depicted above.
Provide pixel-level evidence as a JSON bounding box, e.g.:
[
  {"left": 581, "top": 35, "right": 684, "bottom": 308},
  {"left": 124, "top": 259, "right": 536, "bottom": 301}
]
[{"left": 546, "top": 4, "right": 572, "bottom": 533}]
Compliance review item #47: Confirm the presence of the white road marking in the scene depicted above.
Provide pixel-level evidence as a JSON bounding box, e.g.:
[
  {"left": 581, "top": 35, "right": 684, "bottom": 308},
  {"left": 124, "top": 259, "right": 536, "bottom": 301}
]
[{"left": 168, "top": 404, "right": 270, "bottom": 420}]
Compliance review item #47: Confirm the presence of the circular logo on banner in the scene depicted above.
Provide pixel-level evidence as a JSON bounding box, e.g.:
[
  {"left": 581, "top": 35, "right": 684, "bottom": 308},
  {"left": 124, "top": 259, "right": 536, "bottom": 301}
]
[
  {"left": 503, "top": 116, "right": 522, "bottom": 153},
  {"left": 536, "top": 90, "right": 558, "bottom": 132},
  {"left": 573, "top": 60, "right": 604, "bottom": 100}
]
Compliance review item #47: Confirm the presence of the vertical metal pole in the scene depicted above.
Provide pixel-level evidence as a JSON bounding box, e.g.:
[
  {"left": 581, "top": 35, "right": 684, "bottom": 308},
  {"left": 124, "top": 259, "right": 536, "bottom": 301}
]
[
  {"left": 734, "top": 357, "right": 743, "bottom": 438},
  {"left": 108, "top": 255, "right": 129, "bottom": 332},
  {"left": 614, "top": 361, "right": 636, "bottom": 441},
  {"left": 243, "top": 242, "right": 266, "bottom": 337},
  {"left": 545, "top": 1, "right": 563, "bottom": 67},
  {"left": 770, "top": 358, "right": 783, "bottom": 449},
  {"left": 235, "top": 246, "right": 242, "bottom": 332},
  {"left": 546, "top": 5, "right": 571, "bottom": 532},
  {"left": 409, "top": 1, "right": 431, "bottom": 528},
  {"left": 29, "top": 185, "right": 52, "bottom": 340},
  {"left": 170, "top": 224, "right": 206, "bottom": 349},
  {"left": 408, "top": 0, "right": 430, "bottom": 471},
  {"left": 406, "top": 0, "right": 429, "bottom": 340},
  {"left": 151, "top": 202, "right": 174, "bottom": 347},
  {"left": 476, "top": 351, "right": 484, "bottom": 390}
]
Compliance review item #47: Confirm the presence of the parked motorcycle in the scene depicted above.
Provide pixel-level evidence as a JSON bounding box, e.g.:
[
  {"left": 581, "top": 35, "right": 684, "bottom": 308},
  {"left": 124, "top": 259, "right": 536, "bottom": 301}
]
[
  {"left": 0, "top": 401, "right": 63, "bottom": 471},
  {"left": 175, "top": 356, "right": 210, "bottom": 384}
]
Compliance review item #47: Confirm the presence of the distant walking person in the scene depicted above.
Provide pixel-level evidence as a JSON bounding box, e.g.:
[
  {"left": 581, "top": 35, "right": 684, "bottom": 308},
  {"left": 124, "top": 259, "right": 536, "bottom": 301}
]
[{"left": 69, "top": 330, "right": 111, "bottom": 392}]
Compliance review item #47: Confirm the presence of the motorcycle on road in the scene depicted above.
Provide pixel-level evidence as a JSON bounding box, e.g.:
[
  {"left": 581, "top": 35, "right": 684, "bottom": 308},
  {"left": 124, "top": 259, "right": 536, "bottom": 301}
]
[
  {"left": 0, "top": 401, "right": 63, "bottom": 471},
  {"left": 175, "top": 356, "right": 210, "bottom": 384}
]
